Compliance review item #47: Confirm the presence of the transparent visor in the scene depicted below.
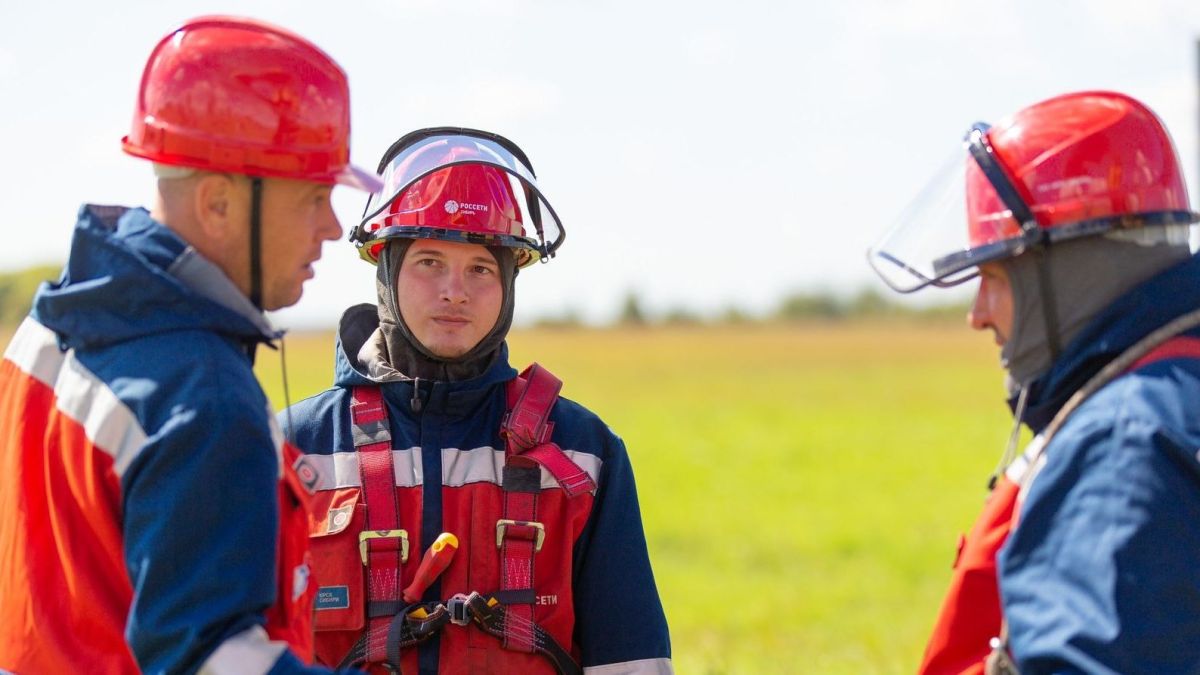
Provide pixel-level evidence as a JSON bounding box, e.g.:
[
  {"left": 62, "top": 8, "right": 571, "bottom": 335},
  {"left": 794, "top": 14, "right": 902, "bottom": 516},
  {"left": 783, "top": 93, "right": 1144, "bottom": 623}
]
[
  {"left": 867, "top": 128, "right": 1028, "bottom": 293},
  {"left": 360, "top": 133, "right": 564, "bottom": 259}
]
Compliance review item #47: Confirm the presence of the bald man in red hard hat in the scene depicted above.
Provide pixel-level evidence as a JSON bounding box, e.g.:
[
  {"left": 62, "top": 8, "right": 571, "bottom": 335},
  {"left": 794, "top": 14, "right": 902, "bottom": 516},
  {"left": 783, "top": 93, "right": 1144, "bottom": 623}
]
[{"left": 0, "top": 16, "right": 380, "bottom": 674}]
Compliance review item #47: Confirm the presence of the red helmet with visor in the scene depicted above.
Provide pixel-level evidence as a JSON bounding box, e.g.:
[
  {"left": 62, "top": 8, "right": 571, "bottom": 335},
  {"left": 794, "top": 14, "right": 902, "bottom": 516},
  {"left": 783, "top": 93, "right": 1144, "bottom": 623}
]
[
  {"left": 869, "top": 91, "right": 1197, "bottom": 293},
  {"left": 350, "top": 128, "right": 564, "bottom": 267}
]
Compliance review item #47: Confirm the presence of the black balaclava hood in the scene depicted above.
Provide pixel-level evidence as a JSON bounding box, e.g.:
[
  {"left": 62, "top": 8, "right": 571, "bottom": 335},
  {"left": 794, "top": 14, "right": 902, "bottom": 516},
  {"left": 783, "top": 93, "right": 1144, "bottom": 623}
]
[
  {"left": 360, "top": 238, "right": 517, "bottom": 382},
  {"left": 1000, "top": 233, "right": 1191, "bottom": 394}
]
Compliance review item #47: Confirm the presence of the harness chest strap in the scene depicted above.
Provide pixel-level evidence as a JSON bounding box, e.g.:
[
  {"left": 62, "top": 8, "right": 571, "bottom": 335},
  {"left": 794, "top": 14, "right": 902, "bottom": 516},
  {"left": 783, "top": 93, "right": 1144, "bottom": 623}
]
[{"left": 350, "top": 386, "right": 409, "bottom": 666}]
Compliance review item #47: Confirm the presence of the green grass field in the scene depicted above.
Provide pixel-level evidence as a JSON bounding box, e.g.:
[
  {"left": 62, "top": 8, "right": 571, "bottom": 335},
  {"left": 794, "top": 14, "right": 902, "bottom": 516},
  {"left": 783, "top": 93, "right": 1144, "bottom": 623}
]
[{"left": 256, "top": 321, "right": 1012, "bottom": 674}]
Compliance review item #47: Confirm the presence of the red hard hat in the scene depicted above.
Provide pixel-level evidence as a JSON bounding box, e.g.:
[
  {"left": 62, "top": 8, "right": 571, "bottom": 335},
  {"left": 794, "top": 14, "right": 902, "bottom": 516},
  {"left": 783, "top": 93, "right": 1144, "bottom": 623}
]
[
  {"left": 353, "top": 128, "right": 565, "bottom": 267},
  {"left": 967, "top": 90, "right": 1190, "bottom": 249},
  {"left": 121, "top": 16, "right": 381, "bottom": 192}
]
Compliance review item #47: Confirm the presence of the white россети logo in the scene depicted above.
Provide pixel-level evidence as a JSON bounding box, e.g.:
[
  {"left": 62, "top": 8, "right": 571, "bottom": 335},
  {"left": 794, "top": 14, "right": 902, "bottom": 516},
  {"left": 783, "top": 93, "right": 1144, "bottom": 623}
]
[{"left": 444, "top": 200, "right": 460, "bottom": 214}]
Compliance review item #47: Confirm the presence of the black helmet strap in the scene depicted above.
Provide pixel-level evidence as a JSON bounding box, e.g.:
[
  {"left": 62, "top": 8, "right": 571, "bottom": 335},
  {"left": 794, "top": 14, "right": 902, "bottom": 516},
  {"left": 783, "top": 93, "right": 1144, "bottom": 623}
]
[{"left": 249, "top": 177, "right": 264, "bottom": 311}]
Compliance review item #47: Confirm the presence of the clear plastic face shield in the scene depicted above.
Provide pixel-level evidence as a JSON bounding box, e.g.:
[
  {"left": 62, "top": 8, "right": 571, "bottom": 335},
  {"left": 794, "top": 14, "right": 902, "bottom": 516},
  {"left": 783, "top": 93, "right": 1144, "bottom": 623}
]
[
  {"left": 867, "top": 124, "right": 1039, "bottom": 293},
  {"left": 352, "top": 130, "right": 565, "bottom": 265},
  {"left": 869, "top": 122, "right": 1199, "bottom": 293}
]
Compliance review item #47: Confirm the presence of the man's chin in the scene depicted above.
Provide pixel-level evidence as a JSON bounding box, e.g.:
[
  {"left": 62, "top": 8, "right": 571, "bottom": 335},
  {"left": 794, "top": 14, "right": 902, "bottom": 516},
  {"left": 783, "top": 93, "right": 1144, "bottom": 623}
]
[
  {"left": 425, "top": 341, "right": 473, "bottom": 360},
  {"left": 263, "top": 286, "right": 304, "bottom": 312}
]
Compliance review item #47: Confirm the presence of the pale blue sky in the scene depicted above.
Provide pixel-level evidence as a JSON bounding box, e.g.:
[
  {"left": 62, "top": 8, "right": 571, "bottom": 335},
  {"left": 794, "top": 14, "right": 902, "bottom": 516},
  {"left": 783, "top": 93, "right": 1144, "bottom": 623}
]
[{"left": 2, "top": 0, "right": 1198, "bottom": 327}]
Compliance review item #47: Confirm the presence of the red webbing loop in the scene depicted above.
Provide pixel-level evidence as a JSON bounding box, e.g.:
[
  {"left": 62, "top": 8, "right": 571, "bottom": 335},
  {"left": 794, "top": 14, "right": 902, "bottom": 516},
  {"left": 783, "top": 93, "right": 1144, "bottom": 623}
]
[
  {"left": 502, "top": 364, "right": 597, "bottom": 497},
  {"left": 504, "top": 364, "right": 561, "bottom": 451},
  {"left": 350, "top": 386, "right": 406, "bottom": 666}
]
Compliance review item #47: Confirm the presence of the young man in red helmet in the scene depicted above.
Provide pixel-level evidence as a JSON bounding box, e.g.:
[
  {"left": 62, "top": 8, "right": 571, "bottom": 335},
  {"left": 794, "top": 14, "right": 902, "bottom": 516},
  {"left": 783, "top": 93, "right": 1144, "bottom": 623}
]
[
  {"left": 0, "top": 17, "right": 381, "bottom": 675},
  {"left": 282, "top": 128, "right": 673, "bottom": 674},
  {"left": 870, "top": 91, "right": 1200, "bottom": 674}
]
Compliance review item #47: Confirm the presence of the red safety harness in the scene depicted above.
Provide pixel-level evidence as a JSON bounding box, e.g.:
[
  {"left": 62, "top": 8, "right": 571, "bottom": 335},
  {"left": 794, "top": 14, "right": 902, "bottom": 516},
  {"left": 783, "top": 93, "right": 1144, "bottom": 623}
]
[
  {"left": 337, "top": 364, "right": 594, "bottom": 674},
  {"left": 919, "top": 333, "right": 1200, "bottom": 675}
]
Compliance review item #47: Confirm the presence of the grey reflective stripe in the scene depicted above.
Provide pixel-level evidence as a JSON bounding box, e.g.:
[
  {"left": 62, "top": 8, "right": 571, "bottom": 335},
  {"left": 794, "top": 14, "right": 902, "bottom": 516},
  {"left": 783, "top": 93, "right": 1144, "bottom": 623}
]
[
  {"left": 352, "top": 418, "right": 391, "bottom": 447},
  {"left": 583, "top": 658, "right": 675, "bottom": 675},
  {"left": 441, "top": 447, "right": 602, "bottom": 489},
  {"left": 304, "top": 449, "right": 423, "bottom": 490},
  {"left": 301, "top": 447, "right": 602, "bottom": 491}
]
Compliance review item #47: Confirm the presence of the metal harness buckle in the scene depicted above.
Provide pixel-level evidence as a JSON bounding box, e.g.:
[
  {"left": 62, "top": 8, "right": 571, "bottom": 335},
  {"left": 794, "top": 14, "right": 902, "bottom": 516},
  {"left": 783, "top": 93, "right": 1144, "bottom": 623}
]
[
  {"left": 495, "top": 519, "right": 545, "bottom": 552},
  {"left": 447, "top": 593, "right": 472, "bottom": 626},
  {"left": 359, "top": 529, "right": 410, "bottom": 565}
]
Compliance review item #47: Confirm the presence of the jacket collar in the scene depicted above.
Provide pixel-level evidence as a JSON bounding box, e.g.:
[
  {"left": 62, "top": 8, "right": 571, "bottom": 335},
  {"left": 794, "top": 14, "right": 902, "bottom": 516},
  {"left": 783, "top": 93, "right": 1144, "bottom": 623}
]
[{"left": 33, "top": 205, "right": 278, "bottom": 352}]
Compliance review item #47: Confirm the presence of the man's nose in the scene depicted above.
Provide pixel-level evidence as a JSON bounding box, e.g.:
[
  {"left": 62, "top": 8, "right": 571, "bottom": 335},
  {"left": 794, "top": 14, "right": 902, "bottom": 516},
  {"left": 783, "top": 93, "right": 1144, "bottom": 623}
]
[
  {"left": 322, "top": 212, "right": 343, "bottom": 243},
  {"left": 441, "top": 270, "right": 468, "bottom": 303},
  {"left": 968, "top": 284, "right": 989, "bottom": 332}
]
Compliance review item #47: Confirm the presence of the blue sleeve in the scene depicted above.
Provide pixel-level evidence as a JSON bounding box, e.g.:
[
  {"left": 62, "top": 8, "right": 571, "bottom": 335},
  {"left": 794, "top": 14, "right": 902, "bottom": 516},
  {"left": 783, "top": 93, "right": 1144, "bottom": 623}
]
[
  {"left": 998, "top": 410, "right": 1200, "bottom": 675},
  {"left": 571, "top": 430, "right": 672, "bottom": 668},
  {"left": 119, "top": 354, "right": 332, "bottom": 674}
]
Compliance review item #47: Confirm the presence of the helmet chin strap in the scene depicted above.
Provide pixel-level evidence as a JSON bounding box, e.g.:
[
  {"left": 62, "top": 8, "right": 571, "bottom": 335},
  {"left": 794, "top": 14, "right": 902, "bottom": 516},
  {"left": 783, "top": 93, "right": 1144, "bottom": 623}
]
[{"left": 249, "top": 177, "right": 264, "bottom": 311}]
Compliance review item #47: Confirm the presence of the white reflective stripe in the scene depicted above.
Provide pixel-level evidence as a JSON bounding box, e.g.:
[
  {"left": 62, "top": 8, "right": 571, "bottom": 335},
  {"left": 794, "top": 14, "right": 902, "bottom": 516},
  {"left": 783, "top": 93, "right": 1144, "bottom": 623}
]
[
  {"left": 584, "top": 658, "right": 675, "bottom": 675},
  {"left": 442, "top": 446, "right": 503, "bottom": 486},
  {"left": 197, "top": 625, "right": 287, "bottom": 675},
  {"left": 59, "top": 353, "right": 147, "bottom": 477},
  {"left": 304, "top": 448, "right": 423, "bottom": 490},
  {"left": 4, "top": 316, "right": 64, "bottom": 384},
  {"left": 302, "top": 446, "right": 602, "bottom": 491},
  {"left": 5, "top": 317, "right": 147, "bottom": 477},
  {"left": 441, "top": 447, "right": 602, "bottom": 490}
]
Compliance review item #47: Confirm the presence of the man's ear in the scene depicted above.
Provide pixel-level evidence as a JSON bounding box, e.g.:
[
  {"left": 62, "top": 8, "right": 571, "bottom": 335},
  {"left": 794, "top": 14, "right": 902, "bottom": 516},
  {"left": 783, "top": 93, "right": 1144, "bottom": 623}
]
[{"left": 192, "top": 173, "right": 240, "bottom": 245}]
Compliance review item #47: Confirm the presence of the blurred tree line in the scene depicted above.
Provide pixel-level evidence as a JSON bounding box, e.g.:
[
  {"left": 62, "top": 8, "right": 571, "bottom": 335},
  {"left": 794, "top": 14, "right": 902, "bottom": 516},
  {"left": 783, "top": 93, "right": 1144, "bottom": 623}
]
[
  {"left": 0, "top": 264, "right": 968, "bottom": 330},
  {"left": 0, "top": 265, "right": 60, "bottom": 328},
  {"left": 557, "top": 289, "right": 971, "bottom": 328}
]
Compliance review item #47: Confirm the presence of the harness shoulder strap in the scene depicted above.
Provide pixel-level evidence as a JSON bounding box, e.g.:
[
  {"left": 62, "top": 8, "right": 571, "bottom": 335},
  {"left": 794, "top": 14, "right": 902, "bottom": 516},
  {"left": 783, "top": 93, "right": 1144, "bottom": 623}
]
[
  {"left": 504, "top": 363, "right": 562, "bottom": 449},
  {"left": 494, "top": 363, "right": 590, "bottom": 667},
  {"left": 348, "top": 386, "right": 409, "bottom": 667}
]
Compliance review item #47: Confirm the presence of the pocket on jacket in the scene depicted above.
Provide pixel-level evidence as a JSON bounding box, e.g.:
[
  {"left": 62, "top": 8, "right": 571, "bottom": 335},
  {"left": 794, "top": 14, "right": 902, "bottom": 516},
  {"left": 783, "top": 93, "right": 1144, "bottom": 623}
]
[{"left": 309, "top": 488, "right": 366, "bottom": 632}]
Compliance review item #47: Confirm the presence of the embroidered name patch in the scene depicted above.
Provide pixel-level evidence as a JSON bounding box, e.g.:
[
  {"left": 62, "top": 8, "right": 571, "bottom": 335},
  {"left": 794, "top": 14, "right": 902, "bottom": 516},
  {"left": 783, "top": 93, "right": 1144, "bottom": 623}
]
[{"left": 316, "top": 586, "right": 350, "bottom": 611}]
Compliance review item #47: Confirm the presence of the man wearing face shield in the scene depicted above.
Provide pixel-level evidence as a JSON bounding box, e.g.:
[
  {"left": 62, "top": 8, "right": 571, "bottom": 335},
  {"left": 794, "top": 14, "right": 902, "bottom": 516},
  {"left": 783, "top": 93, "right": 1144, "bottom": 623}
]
[
  {"left": 869, "top": 91, "right": 1200, "bottom": 674},
  {"left": 281, "top": 128, "right": 673, "bottom": 675}
]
